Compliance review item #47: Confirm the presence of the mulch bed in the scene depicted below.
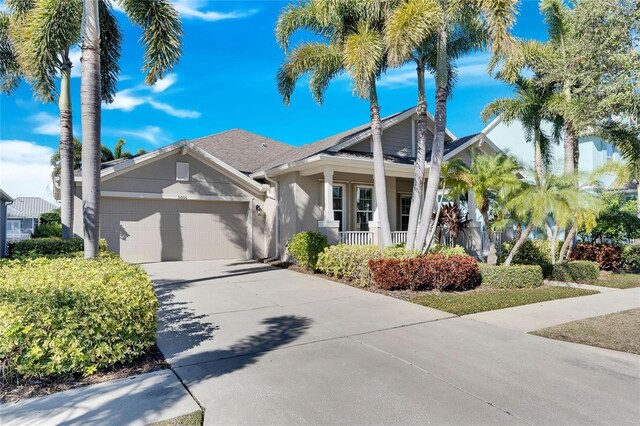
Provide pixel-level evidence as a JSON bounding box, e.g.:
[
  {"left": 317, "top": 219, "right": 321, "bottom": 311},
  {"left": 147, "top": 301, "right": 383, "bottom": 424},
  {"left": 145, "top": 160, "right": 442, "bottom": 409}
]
[{"left": 1, "top": 345, "right": 168, "bottom": 403}]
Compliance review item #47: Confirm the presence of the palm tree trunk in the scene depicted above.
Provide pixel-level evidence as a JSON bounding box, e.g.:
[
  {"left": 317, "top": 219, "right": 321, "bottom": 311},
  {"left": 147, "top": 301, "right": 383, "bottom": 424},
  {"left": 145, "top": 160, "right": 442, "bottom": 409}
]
[
  {"left": 636, "top": 182, "right": 639, "bottom": 218},
  {"left": 406, "top": 64, "right": 427, "bottom": 249},
  {"left": 558, "top": 224, "right": 576, "bottom": 262},
  {"left": 415, "top": 26, "right": 447, "bottom": 252},
  {"left": 369, "top": 84, "right": 392, "bottom": 247},
  {"left": 59, "top": 50, "right": 74, "bottom": 240},
  {"left": 481, "top": 210, "right": 498, "bottom": 265},
  {"left": 424, "top": 181, "right": 447, "bottom": 253},
  {"left": 534, "top": 124, "right": 543, "bottom": 184},
  {"left": 504, "top": 222, "right": 535, "bottom": 266},
  {"left": 550, "top": 223, "right": 560, "bottom": 264},
  {"left": 563, "top": 122, "right": 576, "bottom": 175},
  {"left": 81, "top": 0, "right": 101, "bottom": 259}
]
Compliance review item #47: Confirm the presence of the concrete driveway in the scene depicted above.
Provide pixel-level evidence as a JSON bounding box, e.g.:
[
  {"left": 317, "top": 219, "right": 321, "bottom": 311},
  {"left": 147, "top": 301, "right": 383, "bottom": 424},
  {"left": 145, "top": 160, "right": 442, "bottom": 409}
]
[{"left": 144, "top": 260, "right": 640, "bottom": 425}]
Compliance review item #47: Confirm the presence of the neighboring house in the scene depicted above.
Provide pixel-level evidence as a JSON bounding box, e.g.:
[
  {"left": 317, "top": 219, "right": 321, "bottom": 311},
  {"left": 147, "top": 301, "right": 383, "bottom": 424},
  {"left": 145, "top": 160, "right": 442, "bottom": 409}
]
[
  {"left": 72, "top": 107, "right": 502, "bottom": 263},
  {"left": 7, "top": 197, "right": 57, "bottom": 242},
  {"left": 1, "top": 189, "right": 13, "bottom": 257},
  {"left": 484, "top": 117, "right": 623, "bottom": 186}
]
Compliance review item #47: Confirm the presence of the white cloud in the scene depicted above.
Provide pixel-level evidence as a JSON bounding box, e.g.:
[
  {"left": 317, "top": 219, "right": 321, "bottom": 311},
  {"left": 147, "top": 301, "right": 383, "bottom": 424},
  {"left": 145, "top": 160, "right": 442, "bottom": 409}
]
[
  {"left": 32, "top": 112, "right": 60, "bottom": 136},
  {"left": 148, "top": 101, "right": 201, "bottom": 119},
  {"left": 68, "top": 48, "right": 82, "bottom": 77},
  {"left": 104, "top": 81, "right": 201, "bottom": 119},
  {"left": 173, "top": 0, "right": 258, "bottom": 21},
  {"left": 151, "top": 73, "right": 178, "bottom": 93},
  {"left": 120, "top": 126, "right": 171, "bottom": 145},
  {"left": 0, "top": 140, "right": 57, "bottom": 203},
  {"left": 103, "top": 89, "right": 147, "bottom": 112}
]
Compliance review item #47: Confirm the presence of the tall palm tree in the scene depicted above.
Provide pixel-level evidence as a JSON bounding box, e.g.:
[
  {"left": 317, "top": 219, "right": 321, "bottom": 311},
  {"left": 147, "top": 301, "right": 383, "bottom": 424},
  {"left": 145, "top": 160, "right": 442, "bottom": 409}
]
[
  {"left": 482, "top": 75, "right": 560, "bottom": 184},
  {"left": 397, "top": 0, "right": 519, "bottom": 253},
  {"left": 276, "top": 0, "right": 396, "bottom": 246},
  {"left": 80, "top": 0, "right": 183, "bottom": 258},
  {"left": 457, "top": 152, "right": 522, "bottom": 265}
]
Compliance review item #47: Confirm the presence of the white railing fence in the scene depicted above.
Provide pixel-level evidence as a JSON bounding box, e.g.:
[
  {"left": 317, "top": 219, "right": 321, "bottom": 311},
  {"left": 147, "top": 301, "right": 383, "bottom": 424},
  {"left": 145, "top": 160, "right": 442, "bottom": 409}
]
[
  {"left": 339, "top": 231, "right": 373, "bottom": 245},
  {"left": 391, "top": 231, "right": 407, "bottom": 245}
]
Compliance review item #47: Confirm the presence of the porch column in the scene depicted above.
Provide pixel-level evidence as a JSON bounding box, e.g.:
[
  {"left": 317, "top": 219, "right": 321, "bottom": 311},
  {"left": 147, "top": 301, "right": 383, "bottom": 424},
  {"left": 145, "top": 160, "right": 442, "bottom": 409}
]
[
  {"left": 466, "top": 189, "right": 482, "bottom": 257},
  {"left": 368, "top": 183, "right": 382, "bottom": 248},
  {"left": 318, "top": 167, "right": 340, "bottom": 245}
]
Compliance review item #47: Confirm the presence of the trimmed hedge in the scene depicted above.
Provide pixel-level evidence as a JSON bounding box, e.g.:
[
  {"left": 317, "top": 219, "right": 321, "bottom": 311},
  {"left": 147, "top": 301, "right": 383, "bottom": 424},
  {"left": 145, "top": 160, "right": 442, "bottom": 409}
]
[
  {"left": 549, "top": 261, "right": 600, "bottom": 283},
  {"left": 8, "top": 238, "right": 108, "bottom": 258},
  {"left": 368, "top": 254, "right": 481, "bottom": 291},
  {"left": 316, "top": 244, "right": 420, "bottom": 287},
  {"left": 429, "top": 244, "right": 468, "bottom": 257},
  {"left": 0, "top": 255, "right": 157, "bottom": 381},
  {"left": 479, "top": 264, "right": 544, "bottom": 288},
  {"left": 32, "top": 223, "right": 62, "bottom": 238},
  {"left": 569, "top": 243, "right": 622, "bottom": 271},
  {"left": 622, "top": 245, "right": 640, "bottom": 272},
  {"left": 287, "top": 231, "right": 328, "bottom": 269}
]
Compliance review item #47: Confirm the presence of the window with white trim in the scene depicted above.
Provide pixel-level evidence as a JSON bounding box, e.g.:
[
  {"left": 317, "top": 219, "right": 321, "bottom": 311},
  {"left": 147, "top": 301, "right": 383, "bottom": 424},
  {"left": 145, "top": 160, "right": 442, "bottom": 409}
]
[
  {"left": 355, "top": 186, "right": 373, "bottom": 231},
  {"left": 332, "top": 185, "right": 344, "bottom": 232},
  {"left": 400, "top": 194, "right": 411, "bottom": 231},
  {"left": 176, "top": 161, "right": 190, "bottom": 181}
]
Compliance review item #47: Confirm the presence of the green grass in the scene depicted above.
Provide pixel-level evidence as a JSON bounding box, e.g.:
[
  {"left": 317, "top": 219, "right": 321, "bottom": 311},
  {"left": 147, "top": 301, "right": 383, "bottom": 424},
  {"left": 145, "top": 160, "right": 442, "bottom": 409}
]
[
  {"left": 532, "top": 309, "right": 640, "bottom": 355},
  {"left": 412, "top": 286, "right": 598, "bottom": 316},
  {"left": 585, "top": 273, "right": 640, "bottom": 289}
]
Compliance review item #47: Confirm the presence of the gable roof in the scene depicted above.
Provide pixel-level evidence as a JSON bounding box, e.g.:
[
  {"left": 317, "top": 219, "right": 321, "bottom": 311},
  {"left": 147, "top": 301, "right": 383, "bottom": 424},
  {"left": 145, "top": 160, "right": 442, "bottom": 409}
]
[
  {"left": 8, "top": 197, "right": 56, "bottom": 219},
  {"left": 191, "top": 129, "right": 292, "bottom": 173}
]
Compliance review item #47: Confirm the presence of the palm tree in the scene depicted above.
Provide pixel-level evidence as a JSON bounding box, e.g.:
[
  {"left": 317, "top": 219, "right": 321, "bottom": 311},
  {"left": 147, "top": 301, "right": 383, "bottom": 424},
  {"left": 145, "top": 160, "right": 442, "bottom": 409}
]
[
  {"left": 457, "top": 152, "right": 522, "bottom": 265},
  {"left": 394, "top": 0, "right": 519, "bottom": 253},
  {"left": 114, "top": 138, "right": 133, "bottom": 159},
  {"left": 503, "top": 172, "right": 589, "bottom": 265},
  {"left": 276, "top": 0, "right": 395, "bottom": 246},
  {"left": 80, "top": 0, "right": 183, "bottom": 258},
  {"left": 482, "top": 75, "right": 560, "bottom": 184},
  {"left": 597, "top": 122, "right": 640, "bottom": 216}
]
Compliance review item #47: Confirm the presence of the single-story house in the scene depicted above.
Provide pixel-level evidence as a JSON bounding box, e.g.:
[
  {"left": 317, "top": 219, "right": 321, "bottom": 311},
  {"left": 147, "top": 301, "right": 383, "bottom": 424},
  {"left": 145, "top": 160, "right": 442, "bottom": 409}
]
[
  {"left": 7, "top": 197, "right": 57, "bottom": 242},
  {"left": 0, "top": 189, "right": 13, "bottom": 257},
  {"left": 71, "top": 107, "right": 503, "bottom": 263}
]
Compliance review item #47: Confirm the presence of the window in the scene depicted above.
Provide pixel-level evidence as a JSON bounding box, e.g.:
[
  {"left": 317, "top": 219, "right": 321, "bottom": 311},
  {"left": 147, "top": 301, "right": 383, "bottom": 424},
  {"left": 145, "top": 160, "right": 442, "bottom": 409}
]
[
  {"left": 176, "top": 162, "right": 190, "bottom": 181},
  {"left": 400, "top": 194, "right": 411, "bottom": 231},
  {"left": 606, "top": 143, "right": 615, "bottom": 162},
  {"left": 355, "top": 186, "right": 373, "bottom": 231},
  {"left": 7, "top": 220, "right": 20, "bottom": 235},
  {"left": 332, "top": 185, "right": 344, "bottom": 232}
]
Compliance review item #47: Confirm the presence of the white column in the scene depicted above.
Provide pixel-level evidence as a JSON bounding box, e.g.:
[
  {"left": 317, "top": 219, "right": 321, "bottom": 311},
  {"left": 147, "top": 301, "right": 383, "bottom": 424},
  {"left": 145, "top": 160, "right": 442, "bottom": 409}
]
[
  {"left": 319, "top": 167, "right": 339, "bottom": 244},
  {"left": 323, "top": 168, "right": 334, "bottom": 221},
  {"left": 467, "top": 189, "right": 477, "bottom": 221}
]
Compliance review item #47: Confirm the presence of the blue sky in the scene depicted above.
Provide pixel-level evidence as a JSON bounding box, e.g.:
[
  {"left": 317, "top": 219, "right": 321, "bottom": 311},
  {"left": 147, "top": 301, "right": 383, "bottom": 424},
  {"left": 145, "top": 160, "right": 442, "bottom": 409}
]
[{"left": 0, "top": 0, "right": 547, "bottom": 201}]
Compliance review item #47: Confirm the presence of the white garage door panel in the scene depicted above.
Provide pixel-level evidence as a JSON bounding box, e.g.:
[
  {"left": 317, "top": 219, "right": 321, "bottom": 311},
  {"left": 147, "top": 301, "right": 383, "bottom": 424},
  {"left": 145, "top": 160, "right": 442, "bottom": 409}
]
[{"left": 101, "top": 198, "right": 248, "bottom": 263}]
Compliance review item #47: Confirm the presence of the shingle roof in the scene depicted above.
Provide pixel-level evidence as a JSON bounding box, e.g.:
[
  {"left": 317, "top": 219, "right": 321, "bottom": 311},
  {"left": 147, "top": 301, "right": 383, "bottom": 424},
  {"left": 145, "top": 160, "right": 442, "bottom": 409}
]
[
  {"left": 7, "top": 197, "right": 56, "bottom": 219},
  {"left": 191, "top": 129, "right": 292, "bottom": 173},
  {"left": 259, "top": 107, "right": 414, "bottom": 171}
]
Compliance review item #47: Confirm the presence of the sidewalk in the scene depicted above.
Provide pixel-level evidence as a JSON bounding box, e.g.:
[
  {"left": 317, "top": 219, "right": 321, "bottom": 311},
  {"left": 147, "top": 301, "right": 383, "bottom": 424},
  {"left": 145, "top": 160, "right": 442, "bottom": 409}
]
[
  {"left": 0, "top": 370, "right": 202, "bottom": 426},
  {"left": 465, "top": 287, "right": 640, "bottom": 332}
]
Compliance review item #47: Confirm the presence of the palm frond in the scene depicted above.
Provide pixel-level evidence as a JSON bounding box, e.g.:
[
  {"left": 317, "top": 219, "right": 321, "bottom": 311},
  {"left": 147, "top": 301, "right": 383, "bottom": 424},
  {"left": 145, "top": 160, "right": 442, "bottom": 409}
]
[
  {"left": 275, "top": 0, "right": 333, "bottom": 51},
  {"left": 99, "top": 0, "right": 121, "bottom": 103},
  {"left": 343, "top": 21, "right": 384, "bottom": 99},
  {"left": 118, "top": 0, "right": 183, "bottom": 85},
  {"left": 539, "top": 0, "right": 571, "bottom": 44},
  {"left": 384, "top": 0, "right": 442, "bottom": 66},
  {"left": 0, "top": 12, "right": 22, "bottom": 93},
  {"left": 4, "top": 0, "right": 35, "bottom": 17}
]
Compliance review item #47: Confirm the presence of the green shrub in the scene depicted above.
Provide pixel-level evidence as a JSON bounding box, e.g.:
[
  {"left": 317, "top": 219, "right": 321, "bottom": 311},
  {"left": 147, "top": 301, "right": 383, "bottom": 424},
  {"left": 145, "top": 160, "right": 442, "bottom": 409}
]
[
  {"left": 429, "top": 244, "right": 468, "bottom": 257},
  {"left": 623, "top": 245, "right": 640, "bottom": 272},
  {"left": 32, "top": 223, "right": 62, "bottom": 238},
  {"left": 381, "top": 244, "right": 421, "bottom": 259},
  {"left": 287, "top": 231, "right": 328, "bottom": 269},
  {"left": 499, "top": 239, "right": 563, "bottom": 265},
  {"left": 479, "top": 264, "right": 543, "bottom": 288},
  {"left": 9, "top": 238, "right": 108, "bottom": 258},
  {"left": 317, "top": 244, "right": 381, "bottom": 286},
  {"left": 549, "top": 261, "right": 600, "bottom": 283},
  {"left": 39, "top": 209, "right": 61, "bottom": 225},
  {"left": 0, "top": 256, "right": 157, "bottom": 381}
]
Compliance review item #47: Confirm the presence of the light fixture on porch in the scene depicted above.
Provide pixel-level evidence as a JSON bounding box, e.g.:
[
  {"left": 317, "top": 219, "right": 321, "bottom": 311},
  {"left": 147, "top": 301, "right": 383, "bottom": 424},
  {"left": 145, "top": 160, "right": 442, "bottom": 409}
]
[{"left": 255, "top": 204, "right": 266, "bottom": 217}]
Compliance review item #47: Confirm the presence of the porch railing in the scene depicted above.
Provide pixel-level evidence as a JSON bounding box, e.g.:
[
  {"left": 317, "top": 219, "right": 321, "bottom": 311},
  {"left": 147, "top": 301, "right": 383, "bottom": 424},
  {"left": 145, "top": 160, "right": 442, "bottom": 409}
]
[
  {"left": 339, "top": 231, "right": 373, "bottom": 245},
  {"left": 391, "top": 231, "right": 408, "bottom": 245}
]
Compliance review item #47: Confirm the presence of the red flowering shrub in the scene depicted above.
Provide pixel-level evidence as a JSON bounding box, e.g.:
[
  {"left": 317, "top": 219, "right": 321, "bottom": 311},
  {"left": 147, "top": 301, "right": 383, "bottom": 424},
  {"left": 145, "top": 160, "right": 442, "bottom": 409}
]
[
  {"left": 368, "top": 254, "right": 481, "bottom": 291},
  {"left": 569, "top": 243, "right": 622, "bottom": 271}
]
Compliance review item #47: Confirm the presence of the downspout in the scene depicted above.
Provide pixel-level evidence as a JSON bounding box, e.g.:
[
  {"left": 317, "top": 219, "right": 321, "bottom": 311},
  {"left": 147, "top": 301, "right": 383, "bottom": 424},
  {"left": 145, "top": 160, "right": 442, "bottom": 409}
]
[{"left": 263, "top": 172, "right": 280, "bottom": 261}]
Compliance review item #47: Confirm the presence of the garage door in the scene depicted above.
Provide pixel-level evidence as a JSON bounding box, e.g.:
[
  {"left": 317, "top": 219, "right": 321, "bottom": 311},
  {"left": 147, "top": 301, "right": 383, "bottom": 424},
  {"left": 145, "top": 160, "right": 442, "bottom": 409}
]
[{"left": 101, "top": 198, "right": 248, "bottom": 263}]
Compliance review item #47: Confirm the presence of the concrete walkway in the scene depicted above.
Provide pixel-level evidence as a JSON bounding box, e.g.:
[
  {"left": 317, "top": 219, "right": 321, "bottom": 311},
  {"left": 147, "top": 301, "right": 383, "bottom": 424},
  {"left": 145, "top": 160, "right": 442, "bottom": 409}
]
[
  {"left": 145, "top": 260, "right": 640, "bottom": 426},
  {"left": 1, "top": 370, "right": 201, "bottom": 426},
  {"left": 466, "top": 286, "right": 640, "bottom": 332},
  {"left": 544, "top": 279, "right": 621, "bottom": 292}
]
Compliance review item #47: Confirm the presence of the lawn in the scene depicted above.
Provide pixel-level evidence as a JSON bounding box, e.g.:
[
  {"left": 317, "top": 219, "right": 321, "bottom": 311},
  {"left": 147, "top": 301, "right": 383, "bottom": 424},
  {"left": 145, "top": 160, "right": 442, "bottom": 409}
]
[
  {"left": 531, "top": 309, "right": 640, "bottom": 355},
  {"left": 412, "top": 286, "right": 598, "bottom": 316},
  {"left": 585, "top": 272, "right": 640, "bottom": 289}
]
